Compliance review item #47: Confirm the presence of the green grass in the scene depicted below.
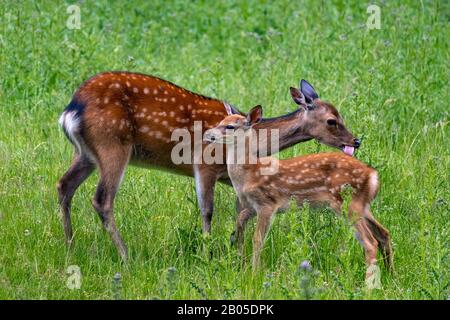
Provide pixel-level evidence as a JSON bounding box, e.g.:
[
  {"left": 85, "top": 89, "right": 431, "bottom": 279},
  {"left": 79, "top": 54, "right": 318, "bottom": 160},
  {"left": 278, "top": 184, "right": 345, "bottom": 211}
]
[{"left": 0, "top": 0, "right": 448, "bottom": 299}]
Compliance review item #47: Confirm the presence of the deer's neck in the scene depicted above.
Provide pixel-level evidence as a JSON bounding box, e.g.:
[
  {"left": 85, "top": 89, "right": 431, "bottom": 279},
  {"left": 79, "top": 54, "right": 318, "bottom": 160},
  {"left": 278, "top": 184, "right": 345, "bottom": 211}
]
[
  {"left": 226, "top": 150, "right": 252, "bottom": 195},
  {"left": 252, "top": 109, "right": 312, "bottom": 155},
  {"left": 226, "top": 133, "right": 268, "bottom": 192}
]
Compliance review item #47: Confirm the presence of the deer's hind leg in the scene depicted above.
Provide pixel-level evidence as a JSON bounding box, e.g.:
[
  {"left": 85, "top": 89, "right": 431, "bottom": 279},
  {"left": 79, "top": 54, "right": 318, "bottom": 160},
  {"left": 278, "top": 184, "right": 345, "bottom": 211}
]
[
  {"left": 91, "top": 144, "right": 132, "bottom": 261},
  {"left": 57, "top": 153, "right": 95, "bottom": 244},
  {"left": 364, "top": 211, "right": 393, "bottom": 272},
  {"left": 349, "top": 199, "right": 380, "bottom": 281}
]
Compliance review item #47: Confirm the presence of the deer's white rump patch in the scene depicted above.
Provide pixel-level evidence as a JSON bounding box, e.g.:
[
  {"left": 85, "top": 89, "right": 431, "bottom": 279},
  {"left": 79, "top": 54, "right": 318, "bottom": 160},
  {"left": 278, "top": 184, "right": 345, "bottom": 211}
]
[
  {"left": 59, "top": 111, "right": 82, "bottom": 152},
  {"left": 59, "top": 110, "right": 95, "bottom": 162}
]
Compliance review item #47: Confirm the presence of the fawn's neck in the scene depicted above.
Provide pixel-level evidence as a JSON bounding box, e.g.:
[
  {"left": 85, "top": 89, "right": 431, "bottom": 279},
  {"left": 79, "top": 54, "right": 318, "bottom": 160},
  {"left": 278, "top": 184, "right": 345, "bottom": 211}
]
[{"left": 226, "top": 132, "right": 266, "bottom": 189}]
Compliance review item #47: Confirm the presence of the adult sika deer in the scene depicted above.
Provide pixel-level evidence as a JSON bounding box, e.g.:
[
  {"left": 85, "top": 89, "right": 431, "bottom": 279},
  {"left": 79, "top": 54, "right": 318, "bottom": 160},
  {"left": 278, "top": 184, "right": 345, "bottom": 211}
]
[
  {"left": 204, "top": 107, "right": 392, "bottom": 281},
  {"left": 57, "top": 71, "right": 360, "bottom": 260}
]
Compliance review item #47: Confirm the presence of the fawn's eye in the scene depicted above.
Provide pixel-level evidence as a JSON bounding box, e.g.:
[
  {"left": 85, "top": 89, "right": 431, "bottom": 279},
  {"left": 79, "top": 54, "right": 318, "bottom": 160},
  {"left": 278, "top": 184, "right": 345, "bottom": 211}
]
[
  {"left": 327, "top": 119, "right": 337, "bottom": 126},
  {"left": 225, "top": 125, "right": 235, "bottom": 130}
]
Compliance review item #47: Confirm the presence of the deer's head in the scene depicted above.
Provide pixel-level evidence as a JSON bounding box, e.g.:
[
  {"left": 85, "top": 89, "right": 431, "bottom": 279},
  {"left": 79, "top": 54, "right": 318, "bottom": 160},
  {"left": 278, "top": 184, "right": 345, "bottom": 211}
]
[
  {"left": 204, "top": 106, "right": 263, "bottom": 144},
  {"left": 290, "top": 80, "right": 360, "bottom": 156}
]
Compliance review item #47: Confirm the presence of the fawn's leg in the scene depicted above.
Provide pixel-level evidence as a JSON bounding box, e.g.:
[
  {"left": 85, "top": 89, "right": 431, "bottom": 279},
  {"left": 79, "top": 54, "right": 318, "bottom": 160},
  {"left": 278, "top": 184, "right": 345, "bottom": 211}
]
[
  {"left": 229, "top": 196, "right": 245, "bottom": 245},
  {"left": 252, "top": 207, "right": 275, "bottom": 271},
  {"left": 364, "top": 211, "right": 393, "bottom": 272},
  {"left": 349, "top": 200, "right": 379, "bottom": 280},
  {"left": 236, "top": 208, "right": 255, "bottom": 257},
  {"left": 57, "top": 153, "right": 95, "bottom": 244},
  {"left": 91, "top": 145, "right": 131, "bottom": 261},
  {"left": 193, "top": 165, "right": 218, "bottom": 234}
]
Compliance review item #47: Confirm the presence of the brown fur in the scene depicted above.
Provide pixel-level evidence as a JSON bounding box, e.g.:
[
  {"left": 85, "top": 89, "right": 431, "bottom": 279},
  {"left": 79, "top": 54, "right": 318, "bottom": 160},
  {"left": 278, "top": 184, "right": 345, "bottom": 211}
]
[{"left": 57, "top": 72, "right": 359, "bottom": 260}]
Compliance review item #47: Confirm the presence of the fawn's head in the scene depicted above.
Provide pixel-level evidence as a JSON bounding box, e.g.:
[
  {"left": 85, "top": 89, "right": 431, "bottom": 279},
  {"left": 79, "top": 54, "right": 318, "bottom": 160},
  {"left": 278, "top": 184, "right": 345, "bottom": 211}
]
[
  {"left": 204, "top": 106, "right": 263, "bottom": 144},
  {"left": 290, "top": 80, "right": 360, "bottom": 156}
]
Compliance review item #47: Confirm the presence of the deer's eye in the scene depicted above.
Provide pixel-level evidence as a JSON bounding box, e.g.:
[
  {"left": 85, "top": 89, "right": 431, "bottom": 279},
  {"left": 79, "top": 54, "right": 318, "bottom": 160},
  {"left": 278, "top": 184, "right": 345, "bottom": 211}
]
[
  {"left": 225, "top": 125, "right": 235, "bottom": 130},
  {"left": 327, "top": 119, "right": 337, "bottom": 126}
]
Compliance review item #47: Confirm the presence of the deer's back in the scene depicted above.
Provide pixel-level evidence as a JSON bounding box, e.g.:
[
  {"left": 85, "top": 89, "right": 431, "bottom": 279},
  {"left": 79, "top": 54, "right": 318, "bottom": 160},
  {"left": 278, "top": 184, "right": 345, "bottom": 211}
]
[{"left": 66, "top": 71, "right": 231, "bottom": 174}]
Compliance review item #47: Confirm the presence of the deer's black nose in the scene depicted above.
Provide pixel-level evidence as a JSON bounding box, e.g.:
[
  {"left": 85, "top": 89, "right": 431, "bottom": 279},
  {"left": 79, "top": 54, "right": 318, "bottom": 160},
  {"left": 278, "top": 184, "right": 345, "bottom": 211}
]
[{"left": 354, "top": 138, "right": 361, "bottom": 148}]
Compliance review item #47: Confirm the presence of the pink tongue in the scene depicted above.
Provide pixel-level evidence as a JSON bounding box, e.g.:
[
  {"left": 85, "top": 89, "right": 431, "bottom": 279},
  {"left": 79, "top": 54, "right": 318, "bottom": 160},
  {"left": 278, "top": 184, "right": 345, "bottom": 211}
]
[{"left": 343, "top": 146, "right": 355, "bottom": 156}]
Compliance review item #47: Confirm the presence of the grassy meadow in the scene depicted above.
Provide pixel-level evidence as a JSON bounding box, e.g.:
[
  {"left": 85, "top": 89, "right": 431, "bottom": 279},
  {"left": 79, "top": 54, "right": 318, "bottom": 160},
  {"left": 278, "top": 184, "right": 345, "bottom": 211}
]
[{"left": 0, "top": 0, "right": 448, "bottom": 299}]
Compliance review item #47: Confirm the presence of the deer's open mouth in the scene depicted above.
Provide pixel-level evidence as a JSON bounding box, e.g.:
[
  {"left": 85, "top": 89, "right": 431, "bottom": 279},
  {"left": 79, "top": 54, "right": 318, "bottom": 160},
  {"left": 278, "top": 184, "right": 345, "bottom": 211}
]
[{"left": 342, "top": 145, "right": 355, "bottom": 156}]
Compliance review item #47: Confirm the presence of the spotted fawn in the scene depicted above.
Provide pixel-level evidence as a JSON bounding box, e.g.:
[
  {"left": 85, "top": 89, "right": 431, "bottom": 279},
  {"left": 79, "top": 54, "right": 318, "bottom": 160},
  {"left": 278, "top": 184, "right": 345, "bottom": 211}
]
[{"left": 205, "top": 106, "right": 392, "bottom": 280}]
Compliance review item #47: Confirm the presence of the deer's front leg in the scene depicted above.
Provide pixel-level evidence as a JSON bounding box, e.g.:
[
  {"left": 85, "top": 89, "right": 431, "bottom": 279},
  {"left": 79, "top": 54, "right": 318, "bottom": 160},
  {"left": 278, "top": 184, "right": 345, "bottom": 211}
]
[
  {"left": 193, "top": 165, "right": 219, "bottom": 234},
  {"left": 252, "top": 207, "right": 275, "bottom": 271},
  {"left": 230, "top": 196, "right": 245, "bottom": 245},
  {"left": 236, "top": 208, "right": 255, "bottom": 258}
]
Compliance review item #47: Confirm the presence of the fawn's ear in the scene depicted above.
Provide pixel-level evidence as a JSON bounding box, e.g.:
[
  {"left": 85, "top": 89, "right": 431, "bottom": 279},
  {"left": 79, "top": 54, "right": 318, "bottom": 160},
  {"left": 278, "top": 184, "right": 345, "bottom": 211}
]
[
  {"left": 290, "top": 87, "right": 307, "bottom": 109},
  {"left": 246, "top": 105, "right": 263, "bottom": 125},
  {"left": 300, "top": 79, "right": 319, "bottom": 103}
]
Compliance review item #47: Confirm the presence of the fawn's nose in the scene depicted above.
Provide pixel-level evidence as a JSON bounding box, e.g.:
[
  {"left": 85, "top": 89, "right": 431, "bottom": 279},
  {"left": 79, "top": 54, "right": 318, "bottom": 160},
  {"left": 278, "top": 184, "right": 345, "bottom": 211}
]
[
  {"left": 354, "top": 138, "right": 361, "bottom": 148},
  {"left": 204, "top": 131, "right": 216, "bottom": 142}
]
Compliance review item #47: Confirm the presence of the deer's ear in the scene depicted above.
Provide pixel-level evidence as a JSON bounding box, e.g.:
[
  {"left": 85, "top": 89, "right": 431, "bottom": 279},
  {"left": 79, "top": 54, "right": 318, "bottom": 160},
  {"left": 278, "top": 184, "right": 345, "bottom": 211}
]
[
  {"left": 246, "top": 105, "right": 263, "bottom": 125},
  {"left": 300, "top": 79, "right": 319, "bottom": 103},
  {"left": 290, "top": 87, "right": 307, "bottom": 109}
]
